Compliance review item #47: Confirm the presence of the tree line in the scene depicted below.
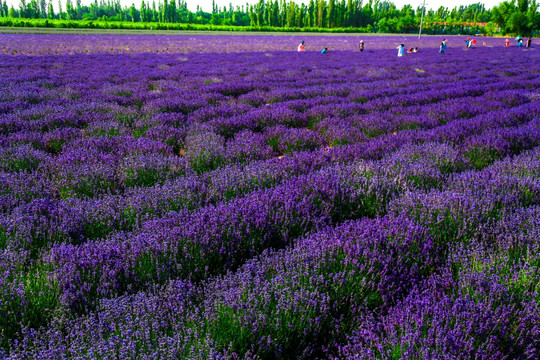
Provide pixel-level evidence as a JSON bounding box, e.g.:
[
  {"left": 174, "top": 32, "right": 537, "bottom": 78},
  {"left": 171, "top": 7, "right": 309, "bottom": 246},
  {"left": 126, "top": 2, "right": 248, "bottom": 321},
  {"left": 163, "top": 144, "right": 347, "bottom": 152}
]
[{"left": 0, "top": 0, "right": 538, "bottom": 35}]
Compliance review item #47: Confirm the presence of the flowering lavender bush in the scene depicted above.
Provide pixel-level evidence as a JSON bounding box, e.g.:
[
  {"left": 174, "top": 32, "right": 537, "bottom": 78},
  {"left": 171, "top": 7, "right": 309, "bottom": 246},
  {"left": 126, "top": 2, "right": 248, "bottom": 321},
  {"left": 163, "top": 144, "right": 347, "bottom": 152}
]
[{"left": 1, "top": 33, "right": 539, "bottom": 358}]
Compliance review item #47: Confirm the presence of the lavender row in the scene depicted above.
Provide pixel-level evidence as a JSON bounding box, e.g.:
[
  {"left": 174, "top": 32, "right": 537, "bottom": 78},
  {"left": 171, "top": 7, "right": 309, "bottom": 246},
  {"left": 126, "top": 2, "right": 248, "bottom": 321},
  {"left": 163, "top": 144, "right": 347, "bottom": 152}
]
[
  {"left": 389, "top": 147, "right": 540, "bottom": 253},
  {"left": 0, "top": 77, "right": 530, "bottom": 141}
]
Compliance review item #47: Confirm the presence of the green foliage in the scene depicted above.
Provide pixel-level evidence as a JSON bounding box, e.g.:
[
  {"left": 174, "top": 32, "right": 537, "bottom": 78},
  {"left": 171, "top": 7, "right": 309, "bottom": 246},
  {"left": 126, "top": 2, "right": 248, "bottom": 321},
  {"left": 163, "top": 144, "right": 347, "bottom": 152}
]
[
  {"left": 1, "top": 0, "right": 529, "bottom": 35},
  {"left": 0, "top": 264, "right": 59, "bottom": 350},
  {"left": 0, "top": 16, "right": 375, "bottom": 33},
  {"left": 465, "top": 146, "right": 502, "bottom": 170},
  {"left": 207, "top": 250, "right": 378, "bottom": 359},
  {"left": 189, "top": 152, "right": 224, "bottom": 174},
  {"left": 492, "top": 0, "right": 539, "bottom": 35}
]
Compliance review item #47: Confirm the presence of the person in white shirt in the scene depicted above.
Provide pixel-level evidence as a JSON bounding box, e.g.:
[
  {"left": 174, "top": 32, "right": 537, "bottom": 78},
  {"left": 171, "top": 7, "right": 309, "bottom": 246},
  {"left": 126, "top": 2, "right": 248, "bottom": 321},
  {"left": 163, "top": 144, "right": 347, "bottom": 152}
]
[{"left": 397, "top": 43, "right": 405, "bottom": 57}]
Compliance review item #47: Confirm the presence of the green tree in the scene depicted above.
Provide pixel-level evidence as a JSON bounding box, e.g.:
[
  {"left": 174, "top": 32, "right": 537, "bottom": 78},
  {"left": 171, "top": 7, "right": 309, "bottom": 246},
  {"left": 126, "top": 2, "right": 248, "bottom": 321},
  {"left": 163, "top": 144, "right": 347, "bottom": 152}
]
[
  {"left": 483, "top": 21, "right": 497, "bottom": 35},
  {"left": 57, "top": 0, "right": 63, "bottom": 19},
  {"left": 308, "top": 0, "right": 314, "bottom": 26},
  {"left": 327, "top": 0, "right": 335, "bottom": 26},
  {"left": 507, "top": 10, "right": 528, "bottom": 34},
  {"left": 19, "top": 0, "right": 27, "bottom": 17},
  {"left": 169, "top": 0, "right": 176, "bottom": 22},
  {"left": 518, "top": 0, "right": 528, "bottom": 13},
  {"left": 492, "top": 0, "right": 535, "bottom": 35},
  {"left": 162, "top": 0, "right": 168, "bottom": 22},
  {"left": 526, "top": 0, "right": 539, "bottom": 32},
  {"left": 65, "top": 0, "right": 75, "bottom": 19},
  {"left": 317, "top": 0, "right": 324, "bottom": 27},
  {"left": 286, "top": 0, "right": 295, "bottom": 26},
  {"left": 345, "top": 0, "right": 353, "bottom": 26},
  {"left": 296, "top": 2, "right": 304, "bottom": 26},
  {"left": 47, "top": 0, "right": 54, "bottom": 18},
  {"left": 361, "top": 1, "right": 373, "bottom": 27},
  {"left": 256, "top": 0, "right": 263, "bottom": 26},
  {"left": 129, "top": 3, "right": 137, "bottom": 20},
  {"left": 140, "top": 0, "right": 146, "bottom": 21},
  {"left": 248, "top": 4, "right": 256, "bottom": 25},
  {"left": 29, "top": 0, "right": 38, "bottom": 18},
  {"left": 271, "top": 0, "right": 279, "bottom": 25},
  {"left": 39, "top": 0, "right": 46, "bottom": 17}
]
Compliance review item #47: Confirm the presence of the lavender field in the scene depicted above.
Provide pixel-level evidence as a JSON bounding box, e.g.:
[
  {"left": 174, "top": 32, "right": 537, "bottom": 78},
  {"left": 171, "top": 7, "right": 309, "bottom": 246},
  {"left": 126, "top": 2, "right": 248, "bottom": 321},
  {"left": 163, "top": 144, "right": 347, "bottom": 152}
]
[{"left": 0, "top": 33, "right": 539, "bottom": 359}]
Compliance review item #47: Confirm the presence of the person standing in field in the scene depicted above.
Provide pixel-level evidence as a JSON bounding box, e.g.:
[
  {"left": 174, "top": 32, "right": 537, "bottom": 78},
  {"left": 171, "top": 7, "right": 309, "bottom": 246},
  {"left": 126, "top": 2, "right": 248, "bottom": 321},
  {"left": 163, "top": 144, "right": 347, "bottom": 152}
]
[
  {"left": 505, "top": 39, "right": 510, "bottom": 47},
  {"left": 526, "top": 37, "right": 531, "bottom": 47},
  {"left": 359, "top": 40, "right": 364, "bottom": 52},
  {"left": 439, "top": 42, "right": 445, "bottom": 54},
  {"left": 442, "top": 39, "right": 447, "bottom": 52},
  {"left": 298, "top": 41, "right": 306, "bottom": 52},
  {"left": 397, "top": 43, "right": 405, "bottom": 57}
]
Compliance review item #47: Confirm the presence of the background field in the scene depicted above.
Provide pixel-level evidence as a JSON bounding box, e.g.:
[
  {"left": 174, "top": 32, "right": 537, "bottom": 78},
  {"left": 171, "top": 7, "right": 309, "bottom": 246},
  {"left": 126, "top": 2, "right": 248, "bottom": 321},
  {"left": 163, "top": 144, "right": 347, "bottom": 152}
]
[
  {"left": 0, "top": 32, "right": 523, "bottom": 54},
  {"left": 0, "top": 33, "right": 539, "bottom": 359}
]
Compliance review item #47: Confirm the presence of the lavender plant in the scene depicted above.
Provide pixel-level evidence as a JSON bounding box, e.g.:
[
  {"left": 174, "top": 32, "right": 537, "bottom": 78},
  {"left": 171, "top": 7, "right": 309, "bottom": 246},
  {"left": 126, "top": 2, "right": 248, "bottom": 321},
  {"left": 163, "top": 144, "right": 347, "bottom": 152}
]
[{"left": 0, "top": 33, "right": 539, "bottom": 358}]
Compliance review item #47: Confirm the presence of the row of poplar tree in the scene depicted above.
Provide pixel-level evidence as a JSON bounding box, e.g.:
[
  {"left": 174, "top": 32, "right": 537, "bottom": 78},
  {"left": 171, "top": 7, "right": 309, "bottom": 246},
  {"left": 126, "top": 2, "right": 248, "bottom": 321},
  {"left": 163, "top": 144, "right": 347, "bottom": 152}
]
[{"left": 0, "top": 0, "right": 538, "bottom": 34}]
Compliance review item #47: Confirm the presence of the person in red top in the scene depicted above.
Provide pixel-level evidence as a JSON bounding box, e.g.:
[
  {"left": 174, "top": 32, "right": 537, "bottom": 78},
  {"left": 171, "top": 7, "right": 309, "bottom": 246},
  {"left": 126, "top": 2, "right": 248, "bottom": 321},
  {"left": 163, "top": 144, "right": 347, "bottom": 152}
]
[
  {"left": 472, "top": 39, "right": 477, "bottom": 46},
  {"left": 505, "top": 39, "right": 510, "bottom": 47},
  {"left": 298, "top": 41, "right": 306, "bottom": 52}
]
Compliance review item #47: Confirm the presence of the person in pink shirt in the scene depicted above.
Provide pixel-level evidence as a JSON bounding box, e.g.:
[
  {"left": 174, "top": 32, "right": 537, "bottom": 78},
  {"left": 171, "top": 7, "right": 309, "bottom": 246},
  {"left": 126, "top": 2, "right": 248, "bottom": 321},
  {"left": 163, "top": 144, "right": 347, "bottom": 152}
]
[{"left": 298, "top": 41, "right": 306, "bottom": 52}]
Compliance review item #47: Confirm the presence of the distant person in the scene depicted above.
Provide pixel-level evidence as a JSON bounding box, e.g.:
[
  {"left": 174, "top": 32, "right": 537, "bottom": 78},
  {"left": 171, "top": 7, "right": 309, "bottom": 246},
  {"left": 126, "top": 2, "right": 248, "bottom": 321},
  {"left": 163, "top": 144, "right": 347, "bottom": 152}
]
[
  {"left": 517, "top": 38, "right": 523, "bottom": 47},
  {"left": 472, "top": 39, "right": 477, "bottom": 46},
  {"left": 298, "top": 41, "right": 306, "bottom": 52},
  {"left": 465, "top": 37, "right": 472, "bottom": 48},
  {"left": 526, "top": 37, "right": 532, "bottom": 47},
  {"left": 482, "top": 41, "right": 486, "bottom": 46},
  {"left": 439, "top": 42, "right": 445, "bottom": 54},
  {"left": 442, "top": 38, "right": 447, "bottom": 52},
  {"left": 397, "top": 43, "right": 405, "bottom": 57},
  {"left": 321, "top": 47, "right": 328, "bottom": 54},
  {"left": 413, "top": 47, "right": 418, "bottom": 53},
  {"left": 359, "top": 40, "right": 364, "bottom": 52},
  {"left": 505, "top": 38, "right": 510, "bottom": 47},
  {"left": 407, "top": 47, "right": 414, "bottom": 53}
]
